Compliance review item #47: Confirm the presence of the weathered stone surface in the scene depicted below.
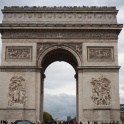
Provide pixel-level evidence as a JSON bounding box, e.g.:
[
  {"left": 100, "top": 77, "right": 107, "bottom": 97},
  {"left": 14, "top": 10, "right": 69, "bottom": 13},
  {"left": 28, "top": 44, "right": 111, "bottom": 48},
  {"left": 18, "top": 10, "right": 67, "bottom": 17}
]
[
  {"left": 0, "top": 6, "right": 122, "bottom": 123},
  {"left": 2, "top": 6, "right": 118, "bottom": 24}
]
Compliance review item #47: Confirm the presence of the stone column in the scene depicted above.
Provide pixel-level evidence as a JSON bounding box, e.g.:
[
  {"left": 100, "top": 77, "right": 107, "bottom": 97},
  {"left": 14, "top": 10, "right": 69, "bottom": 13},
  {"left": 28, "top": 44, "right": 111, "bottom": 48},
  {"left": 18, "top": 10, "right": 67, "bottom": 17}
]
[
  {"left": 41, "top": 73, "right": 45, "bottom": 122},
  {"left": 75, "top": 73, "right": 78, "bottom": 122},
  {"left": 77, "top": 70, "right": 83, "bottom": 122},
  {"left": 35, "top": 70, "right": 42, "bottom": 121}
]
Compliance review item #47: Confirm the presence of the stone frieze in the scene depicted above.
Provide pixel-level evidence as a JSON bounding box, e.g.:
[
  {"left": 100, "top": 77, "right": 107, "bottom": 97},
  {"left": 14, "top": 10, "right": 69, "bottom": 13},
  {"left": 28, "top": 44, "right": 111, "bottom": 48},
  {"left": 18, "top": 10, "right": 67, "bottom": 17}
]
[
  {"left": 2, "top": 6, "right": 117, "bottom": 24},
  {"left": 2, "top": 31, "right": 118, "bottom": 39},
  {"left": 3, "top": 13, "right": 116, "bottom": 23},
  {"left": 5, "top": 46, "right": 32, "bottom": 60},
  {"left": 87, "top": 47, "right": 114, "bottom": 61}
]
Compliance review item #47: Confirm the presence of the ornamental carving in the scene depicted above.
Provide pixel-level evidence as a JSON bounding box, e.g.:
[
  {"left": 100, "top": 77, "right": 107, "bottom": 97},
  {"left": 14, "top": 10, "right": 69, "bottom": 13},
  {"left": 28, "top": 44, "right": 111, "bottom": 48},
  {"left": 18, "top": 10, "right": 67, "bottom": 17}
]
[
  {"left": 91, "top": 76, "right": 111, "bottom": 105},
  {"left": 4, "top": 13, "right": 116, "bottom": 20},
  {"left": 6, "top": 46, "right": 32, "bottom": 60},
  {"left": 37, "top": 43, "right": 82, "bottom": 57},
  {"left": 4, "top": 6, "right": 116, "bottom": 10},
  {"left": 88, "top": 47, "right": 113, "bottom": 61},
  {"left": 2, "top": 31, "right": 118, "bottom": 39},
  {"left": 3, "top": 7, "right": 117, "bottom": 24},
  {"left": 8, "top": 76, "right": 26, "bottom": 106}
]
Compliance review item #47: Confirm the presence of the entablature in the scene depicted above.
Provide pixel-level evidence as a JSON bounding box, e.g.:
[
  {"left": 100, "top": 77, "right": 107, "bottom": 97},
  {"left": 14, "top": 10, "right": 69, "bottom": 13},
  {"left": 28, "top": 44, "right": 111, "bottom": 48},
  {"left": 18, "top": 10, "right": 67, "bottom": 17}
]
[
  {"left": 0, "top": 23, "right": 122, "bottom": 29},
  {"left": 2, "top": 6, "right": 118, "bottom": 24},
  {"left": 0, "top": 23, "right": 122, "bottom": 39}
]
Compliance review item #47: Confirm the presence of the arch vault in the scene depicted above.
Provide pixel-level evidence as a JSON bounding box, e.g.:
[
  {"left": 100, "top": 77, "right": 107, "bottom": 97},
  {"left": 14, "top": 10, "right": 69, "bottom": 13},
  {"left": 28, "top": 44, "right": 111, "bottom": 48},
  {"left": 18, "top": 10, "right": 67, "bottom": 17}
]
[{"left": 0, "top": 6, "right": 123, "bottom": 123}]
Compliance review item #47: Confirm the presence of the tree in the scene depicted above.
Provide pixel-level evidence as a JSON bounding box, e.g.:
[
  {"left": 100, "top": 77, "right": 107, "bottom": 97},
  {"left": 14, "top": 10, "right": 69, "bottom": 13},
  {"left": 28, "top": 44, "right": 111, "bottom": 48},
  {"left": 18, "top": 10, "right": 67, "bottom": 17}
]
[
  {"left": 43, "top": 111, "right": 54, "bottom": 122},
  {"left": 70, "top": 117, "right": 76, "bottom": 123}
]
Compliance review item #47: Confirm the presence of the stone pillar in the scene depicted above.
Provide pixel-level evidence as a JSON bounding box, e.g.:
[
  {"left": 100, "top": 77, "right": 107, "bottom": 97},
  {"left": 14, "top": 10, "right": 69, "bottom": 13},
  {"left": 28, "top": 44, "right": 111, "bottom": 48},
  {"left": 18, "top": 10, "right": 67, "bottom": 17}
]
[
  {"left": 77, "top": 70, "right": 83, "bottom": 122},
  {"left": 35, "top": 71, "right": 42, "bottom": 121},
  {"left": 41, "top": 73, "right": 45, "bottom": 122},
  {"left": 75, "top": 73, "right": 79, "bottom": 122}
]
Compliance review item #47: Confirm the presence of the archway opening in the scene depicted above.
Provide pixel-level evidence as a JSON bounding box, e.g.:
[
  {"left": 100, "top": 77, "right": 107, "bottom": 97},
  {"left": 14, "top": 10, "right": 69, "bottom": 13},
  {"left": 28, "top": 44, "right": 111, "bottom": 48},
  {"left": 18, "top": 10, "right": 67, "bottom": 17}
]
[
  {"left": 44, "top": 61, "right": 76, "bottom": 121},
  {"left": 40, "top": 48, "right": 78, "bottom": 121}
]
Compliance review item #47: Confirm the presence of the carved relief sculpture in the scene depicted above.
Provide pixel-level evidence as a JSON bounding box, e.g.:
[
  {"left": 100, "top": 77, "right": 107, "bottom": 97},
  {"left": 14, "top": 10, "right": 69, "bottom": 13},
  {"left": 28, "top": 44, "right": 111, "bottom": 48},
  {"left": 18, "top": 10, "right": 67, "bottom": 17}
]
[
  {"left": 91, "top": 76, "right": 111, "bottom": 105},
  {"left": 2, "top": 31, "right": 118, "bottom": 39},
  {"left": 8, "top": 76, "right": 26, "bottom": 106},
  {"left": 6, "top": 46, "right": 32, "bottom": 60},
  {"left": 88, "top": 47, "right": 113, "bottom": 61},
  {"left": 37, "top": 43, "right": 82, "bottom": 56}
]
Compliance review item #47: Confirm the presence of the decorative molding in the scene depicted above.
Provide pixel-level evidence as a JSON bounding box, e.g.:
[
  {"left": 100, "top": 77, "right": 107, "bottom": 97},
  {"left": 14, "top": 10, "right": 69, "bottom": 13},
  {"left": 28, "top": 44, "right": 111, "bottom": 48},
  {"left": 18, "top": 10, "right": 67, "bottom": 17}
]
[
  {"left": 77, "top": 66, "right": 120, "bottom": 72},
  {"left": 3, "top": 6, "right": 116, "bottom": 11},
  {"left": 2, "top": 7, "right": 118, "bottom": 25},
  {"left": 0, "top": 23, "right": 122, "bottom": 28},
  {"left": 5, "top": 46, "right": 32, "bottom": 61},
  {"left": 0, "top": 66, "right": 42, "bottom": 72},
  {"left": 2, "top": 13, "right": 116, "bottom": 23},
  {"left": 8, "top": 76, "right": 26, "bottom": 107},
  {"left": 87, "top": 47, "right": 114, "bottom": 61},
  {"left": 2, "top": 30, "right": 118, "bottom": 39},
  {"left": 82, "top": 69, "right": 119, "bottom": 72},
  {"left": 91, "top": 76, "right": 111, "bottom": 105},
  {"left": 0, "top": 108, "right": 35, "bottom": 110},
  {"left": 37, "top": 43, "right": 82, "bottom": 57}
]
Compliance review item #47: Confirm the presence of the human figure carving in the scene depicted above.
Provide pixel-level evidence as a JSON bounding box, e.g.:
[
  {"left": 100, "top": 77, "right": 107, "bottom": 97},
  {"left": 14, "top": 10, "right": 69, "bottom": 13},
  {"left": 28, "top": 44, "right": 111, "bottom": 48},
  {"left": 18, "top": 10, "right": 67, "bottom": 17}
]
[
  {"left": 8, "top": 76, "right": 26, "bottom": 106},
  {"left": 91, "top": 76, "right": 111, "bottom": 105}
]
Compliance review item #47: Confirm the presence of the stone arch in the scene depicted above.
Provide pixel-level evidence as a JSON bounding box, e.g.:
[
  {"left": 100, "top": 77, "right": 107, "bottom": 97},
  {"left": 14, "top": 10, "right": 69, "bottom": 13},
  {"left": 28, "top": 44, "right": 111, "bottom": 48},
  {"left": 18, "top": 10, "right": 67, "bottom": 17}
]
[
  {"left": 37, "top": 44, "right": 82, "bottom": 71},
  {"left": 37, "top": 45, "right": 80, "bottom": 121}
]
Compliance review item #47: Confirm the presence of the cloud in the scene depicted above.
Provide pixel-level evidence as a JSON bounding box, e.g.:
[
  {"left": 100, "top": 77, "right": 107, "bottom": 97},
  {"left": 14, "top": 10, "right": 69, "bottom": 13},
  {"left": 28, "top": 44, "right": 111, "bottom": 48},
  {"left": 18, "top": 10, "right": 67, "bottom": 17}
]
[
  {"left": 118, "top": 29, "right": 124, "bottom": 54},
  {"left": 44, "top": 93, "right": 76, "bottom": 120},
  {"left": 44, "top": 62, "right": 76, "bottom": 95}
]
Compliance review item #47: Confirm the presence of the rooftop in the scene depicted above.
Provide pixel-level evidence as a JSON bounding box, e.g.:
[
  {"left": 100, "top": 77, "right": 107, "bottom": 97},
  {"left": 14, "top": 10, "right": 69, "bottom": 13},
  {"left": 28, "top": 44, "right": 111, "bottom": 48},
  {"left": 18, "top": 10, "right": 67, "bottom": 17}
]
[{"left": 2, "top": 6, "right": 116, "bottom": 11}]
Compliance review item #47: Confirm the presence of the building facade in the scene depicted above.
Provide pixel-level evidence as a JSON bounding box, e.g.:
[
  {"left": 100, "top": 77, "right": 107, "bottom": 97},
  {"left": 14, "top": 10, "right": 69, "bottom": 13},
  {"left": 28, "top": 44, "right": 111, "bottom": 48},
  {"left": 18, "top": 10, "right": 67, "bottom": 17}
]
[{"left": 0, "top": 6, "right": 123, "bottom": 123}]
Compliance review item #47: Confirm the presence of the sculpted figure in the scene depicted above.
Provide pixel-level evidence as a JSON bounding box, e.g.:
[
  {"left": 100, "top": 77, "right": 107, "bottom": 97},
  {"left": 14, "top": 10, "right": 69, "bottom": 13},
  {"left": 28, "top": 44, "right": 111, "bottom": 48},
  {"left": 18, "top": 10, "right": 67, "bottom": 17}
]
[
  {"left": 8, "top": 76, "right": 26, "bottom": 106},
  {"left": 13, "top": 88, "right": 19, "bottom": 102},
  {"left": 91, "top": 76, "right": 111, "bottom": 105}
]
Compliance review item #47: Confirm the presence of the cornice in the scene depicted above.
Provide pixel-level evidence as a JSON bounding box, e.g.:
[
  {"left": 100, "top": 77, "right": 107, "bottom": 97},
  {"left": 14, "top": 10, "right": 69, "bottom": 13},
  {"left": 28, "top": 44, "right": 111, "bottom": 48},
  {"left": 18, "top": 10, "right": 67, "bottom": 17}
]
[
  {"left": 77, "top": 66, "right": 120, "bottom": 72},
  {"left": 1, "top": 29, "right": 119, "bottom": 39},
  {"left": 0, "top": 24, "right": 122, "bottom": 39},
  {"left": 0, "top": 24, "right": 122, "bottom": 35},
  {"left": 77, "top": 66, "right": 120, "bottom": 69},
  {"left": 0, "top": 23, "right": 122, "bottom": 29},
  {"left": 0, "top": 108, "right": 35, "bottom": 110},
  {"left": 0, "top": 66, "right": 42, "bottom": 72},
  {"left": 1, "top": 30, "right": 120, "bottom": 39},
  {"left": 2, "top": 6, "right": 117, "bottom": 12}
]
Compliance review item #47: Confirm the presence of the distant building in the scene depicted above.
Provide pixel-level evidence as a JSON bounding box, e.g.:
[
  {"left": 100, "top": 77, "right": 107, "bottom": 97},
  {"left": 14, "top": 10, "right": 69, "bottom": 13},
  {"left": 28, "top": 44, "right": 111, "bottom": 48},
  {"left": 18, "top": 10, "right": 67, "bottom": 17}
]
[
  {"left": 120, "top": 104, "right": 124, "bottom": 119},
  {"left": 67, "top": 116, "right": 71, "bottom": 121}
]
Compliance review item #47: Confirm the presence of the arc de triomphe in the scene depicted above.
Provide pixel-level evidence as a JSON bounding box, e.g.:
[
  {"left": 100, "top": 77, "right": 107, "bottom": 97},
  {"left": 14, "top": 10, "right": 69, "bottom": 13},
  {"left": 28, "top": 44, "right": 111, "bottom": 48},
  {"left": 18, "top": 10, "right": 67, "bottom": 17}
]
[{"left": 0, "top": 6, "right": 123, "bottom": 122}]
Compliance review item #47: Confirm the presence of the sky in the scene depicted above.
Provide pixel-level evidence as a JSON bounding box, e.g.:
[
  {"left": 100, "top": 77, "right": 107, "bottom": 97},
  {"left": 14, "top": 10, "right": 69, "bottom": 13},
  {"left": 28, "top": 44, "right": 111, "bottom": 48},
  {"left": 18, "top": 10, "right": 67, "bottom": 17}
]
[{"left": 0, "top": 0, "right": 124, "bottom": 121}]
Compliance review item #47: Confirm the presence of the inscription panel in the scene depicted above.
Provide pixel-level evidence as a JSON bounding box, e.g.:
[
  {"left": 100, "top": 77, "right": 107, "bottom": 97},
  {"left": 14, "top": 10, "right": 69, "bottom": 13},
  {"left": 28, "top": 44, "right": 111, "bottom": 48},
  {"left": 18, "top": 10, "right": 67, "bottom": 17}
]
[
  {"left": 5, "top": 46, "right": 32, "bottom": 61},
  {"left": 87, "top": 47, "right": 114, "bottom": 61}
]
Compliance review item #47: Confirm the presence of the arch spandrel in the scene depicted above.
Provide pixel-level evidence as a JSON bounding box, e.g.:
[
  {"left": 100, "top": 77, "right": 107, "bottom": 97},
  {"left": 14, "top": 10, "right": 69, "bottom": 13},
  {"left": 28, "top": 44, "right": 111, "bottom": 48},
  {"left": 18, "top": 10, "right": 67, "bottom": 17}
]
[{"left": 37, "top": 43, "right": 82, "bottom": 71}]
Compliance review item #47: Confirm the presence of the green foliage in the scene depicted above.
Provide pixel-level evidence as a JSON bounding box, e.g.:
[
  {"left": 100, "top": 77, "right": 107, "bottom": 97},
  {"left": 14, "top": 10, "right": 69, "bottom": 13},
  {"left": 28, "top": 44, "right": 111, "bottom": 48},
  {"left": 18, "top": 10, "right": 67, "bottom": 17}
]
[
  {"left": 70, "top": 117, "right": 76, "bottom": 123},
  {"left": 121, "top": 116, "right": 124, "bottom": 122},
  {"left": 43, "top": 111, "right": 54, "bottom": 122}
]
